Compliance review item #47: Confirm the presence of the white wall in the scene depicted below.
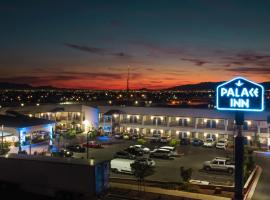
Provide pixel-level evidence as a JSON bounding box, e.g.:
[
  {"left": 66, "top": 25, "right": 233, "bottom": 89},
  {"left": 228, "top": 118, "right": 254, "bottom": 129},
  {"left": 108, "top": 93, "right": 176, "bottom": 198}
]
[{"left": 82, "top": 105, "right": 99, "bottom": 131}]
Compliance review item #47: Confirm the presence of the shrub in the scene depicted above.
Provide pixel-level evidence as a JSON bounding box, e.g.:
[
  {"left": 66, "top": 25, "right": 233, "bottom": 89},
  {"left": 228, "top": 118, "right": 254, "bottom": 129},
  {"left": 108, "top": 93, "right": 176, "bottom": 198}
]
[
  {"left": 170, "top": 139, "right": 179, "bottom": 147},
  {"left": 180, "top": 166, "right": 192, "bottom": 182},
  {"left": 137, "top": 138, "right": 146, "bottom": 145}
]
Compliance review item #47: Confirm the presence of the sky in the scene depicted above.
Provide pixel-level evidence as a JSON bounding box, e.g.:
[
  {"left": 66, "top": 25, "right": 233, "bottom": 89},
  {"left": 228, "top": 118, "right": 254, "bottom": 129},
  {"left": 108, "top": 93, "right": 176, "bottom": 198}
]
[{"left": 1, "top": 0, "right": 270, "bottom": 90}]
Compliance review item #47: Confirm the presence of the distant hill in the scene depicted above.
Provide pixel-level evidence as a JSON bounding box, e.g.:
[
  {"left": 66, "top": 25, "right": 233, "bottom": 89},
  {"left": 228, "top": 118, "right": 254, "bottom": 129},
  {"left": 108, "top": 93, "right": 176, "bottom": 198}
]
[
  {"left": 167, "top": 82, "right": 224, "bottom": 91},
  {"left": 0, "top": 82, "right": 33, "bottom": 89},
  {"left": 0, "top": 82, "right": 58, "bottom": 90},
  {"left": 167, "top": 81, "right": 270, "bottom": 91}
]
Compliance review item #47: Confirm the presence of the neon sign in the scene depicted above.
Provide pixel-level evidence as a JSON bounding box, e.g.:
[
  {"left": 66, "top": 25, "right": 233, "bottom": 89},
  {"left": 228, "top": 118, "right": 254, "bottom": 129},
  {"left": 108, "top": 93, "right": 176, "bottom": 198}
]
[{"left": 216, "top": 77, "right": 264, "bottom": 112}]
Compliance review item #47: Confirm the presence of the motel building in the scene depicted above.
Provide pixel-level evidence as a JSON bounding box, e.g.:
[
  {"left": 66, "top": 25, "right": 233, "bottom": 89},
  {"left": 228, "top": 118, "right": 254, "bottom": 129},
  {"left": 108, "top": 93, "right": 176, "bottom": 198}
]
[
  {"left": 1, "top": 104, "right": 269, "bottom": 148},
  {"left": 98, "top": 106, "right": 270, "bottom": 148},
  {"left": 0, "top": 111, "right": 55, "bottom": 153},
  {"left": 1, "top": 104, "right": 99, "bottom": 134}
]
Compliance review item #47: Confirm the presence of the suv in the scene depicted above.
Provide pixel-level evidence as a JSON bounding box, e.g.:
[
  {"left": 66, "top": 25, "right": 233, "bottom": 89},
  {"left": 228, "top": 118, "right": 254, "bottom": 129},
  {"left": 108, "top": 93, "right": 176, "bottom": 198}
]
[
  {"left": 150, "top": 149, "right": 173, "bottom": 159},
  {"left": 203, "top": 157, "right": 235, "bottom": 174}
]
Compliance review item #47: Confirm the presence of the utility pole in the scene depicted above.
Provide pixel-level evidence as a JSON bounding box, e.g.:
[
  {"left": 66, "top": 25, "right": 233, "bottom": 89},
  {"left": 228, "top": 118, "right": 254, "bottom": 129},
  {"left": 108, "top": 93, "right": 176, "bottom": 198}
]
[
  {"left": 234, "top": 112, "right": 245, "bottom": 200},
  {"left": 126, "top": 66, "right": 130, "bottom": 105}
]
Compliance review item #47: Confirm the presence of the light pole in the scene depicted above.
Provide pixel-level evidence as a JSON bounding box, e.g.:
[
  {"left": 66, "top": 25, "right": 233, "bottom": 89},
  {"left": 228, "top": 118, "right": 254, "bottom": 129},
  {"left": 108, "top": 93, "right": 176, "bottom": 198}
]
[
  {"left": 1, "top": 125, "right": 4, "bottom": 150},
  {"left": 234, "top": 112, "right": 244, "bottom": 200},
  {"left": 83, "top": 120, "right": 90, "bottom": 159}
]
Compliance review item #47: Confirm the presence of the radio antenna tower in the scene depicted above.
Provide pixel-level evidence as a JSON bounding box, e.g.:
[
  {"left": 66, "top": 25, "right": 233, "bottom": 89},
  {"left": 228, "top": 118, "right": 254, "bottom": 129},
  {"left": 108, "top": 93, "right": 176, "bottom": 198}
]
[{"left": 127, "top": 66, "right": 130, "bottom": 92}]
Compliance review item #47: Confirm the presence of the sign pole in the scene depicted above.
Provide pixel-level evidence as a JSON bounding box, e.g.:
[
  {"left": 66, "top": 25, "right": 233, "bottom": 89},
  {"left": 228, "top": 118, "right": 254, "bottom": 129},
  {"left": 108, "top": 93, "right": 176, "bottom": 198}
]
[{"left": 234, "top": 111, "right": 244, "bottom": 200}]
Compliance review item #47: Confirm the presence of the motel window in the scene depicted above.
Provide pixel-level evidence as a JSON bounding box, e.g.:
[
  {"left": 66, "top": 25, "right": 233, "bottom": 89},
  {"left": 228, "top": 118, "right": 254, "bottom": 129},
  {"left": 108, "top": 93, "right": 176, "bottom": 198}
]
[
  {"left": 243, "top": 122, "right": 248, "bottom": 130},
  {"left": 183, "top": 119, "right": 188, "bottom": 126},
  {"left": 206, "top": 120, "right": 211, "bottom": 128},
  {"left": 212, "top": 120, "right": 217, "bottom": 128}
]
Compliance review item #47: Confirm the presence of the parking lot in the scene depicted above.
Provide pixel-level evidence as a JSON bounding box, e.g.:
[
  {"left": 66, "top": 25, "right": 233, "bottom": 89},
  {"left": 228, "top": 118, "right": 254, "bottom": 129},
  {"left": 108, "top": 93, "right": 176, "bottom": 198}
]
[{"left": 72, "top": 139, "right": 234, "bottom": 186}]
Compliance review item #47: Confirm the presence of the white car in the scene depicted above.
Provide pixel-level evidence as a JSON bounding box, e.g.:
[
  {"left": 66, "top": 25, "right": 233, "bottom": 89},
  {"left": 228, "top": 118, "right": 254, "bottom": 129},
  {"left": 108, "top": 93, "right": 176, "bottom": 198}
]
[
  {"left": 131, "top": 145, "right": 150, "bottom": 153},
  {"left": 160, "top": 136, "right": 171, "bottom": 143},
  {"left": 110, "top": 158, "right": 134, "bottom": 174},
  {"left": 203, "top": 138, "right": 216, "bottom": 147},
  {"left": 216, "top": 139, "right": 228, "bottom": 149}
]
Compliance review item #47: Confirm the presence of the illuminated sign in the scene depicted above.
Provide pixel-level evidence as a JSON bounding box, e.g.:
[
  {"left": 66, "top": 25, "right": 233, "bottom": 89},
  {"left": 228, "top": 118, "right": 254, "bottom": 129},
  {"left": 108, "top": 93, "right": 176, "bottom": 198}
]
[{"left": 216, "top": 77, "right": 264, "bottom": 112}]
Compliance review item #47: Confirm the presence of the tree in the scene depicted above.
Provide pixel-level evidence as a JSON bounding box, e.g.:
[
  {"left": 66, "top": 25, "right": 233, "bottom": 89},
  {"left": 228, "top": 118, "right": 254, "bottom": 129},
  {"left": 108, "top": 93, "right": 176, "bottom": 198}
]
[
  {"left": 180, "top": 166, "right": 192, "bottom": 182},
  {"left": 131, "top": 161, "right": 154, "bottom": 194}
]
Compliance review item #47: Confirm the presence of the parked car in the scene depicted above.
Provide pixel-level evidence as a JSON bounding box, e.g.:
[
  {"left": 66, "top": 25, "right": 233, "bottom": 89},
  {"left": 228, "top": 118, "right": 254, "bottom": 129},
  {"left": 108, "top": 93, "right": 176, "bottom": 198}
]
[
  {"left": 131, "top": 134, "right": 139, "bottom": 140},
  {"left": 114, "top": 133, "right": 123, "bottom": 139},
  {"left": 216, "top": 139, "right": 228, "bottom": 149},
  {"left": 160, "top": 136, "right": 171, "bottom": 143},
  {"left": 66, "top": 145, "right": 86, "bottom": 153},
  {"left": 191, "top": 138, "right": 204, "bottom": 146},
  {"left": 150, "top": 149, "right": 173, "bottom": 159},
  {"left": 203, "top": 138, "right": 216, "bottom": 148},
  {"left": 131, "top": 144, "right": 150, "bottom": 154},
  {"left": 83, "top": 141, "right": 102, "bottom": 148},
  {"left": 114, "top": 151, "right": 136, "bottom": 159},
  {"left": 135, "top": 158, "right": 156, "bottom": 166},
  {"left": 203, "top": 157, "right": 235, "bottom": 174},
  {"left": 110, "top": 158, "right": 134, "bottom": 174},
  {"left": 51, "top": 149, "right": 73, "bottom": 158},
  {"left": 150, "top": 134, "right": 161, "bottom": 143},
  {"left": 159, "top": 146, "right": 178, "bottom": 156},
  {"left": 124, "top": 147, "right": 144, "bottom": 157},
  {"left": 180, "top": 138, "right": 191, "bottom": 145}
]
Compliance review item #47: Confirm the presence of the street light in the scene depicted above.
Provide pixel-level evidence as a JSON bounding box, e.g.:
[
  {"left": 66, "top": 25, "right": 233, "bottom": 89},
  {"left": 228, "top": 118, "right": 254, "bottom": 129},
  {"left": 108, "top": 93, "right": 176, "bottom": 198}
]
[
  {"left": 83, "top": 120, "right": 90, "bottom": 159},
  {"left": 1, "top": 125, "right": 3, "bottom": 150}
]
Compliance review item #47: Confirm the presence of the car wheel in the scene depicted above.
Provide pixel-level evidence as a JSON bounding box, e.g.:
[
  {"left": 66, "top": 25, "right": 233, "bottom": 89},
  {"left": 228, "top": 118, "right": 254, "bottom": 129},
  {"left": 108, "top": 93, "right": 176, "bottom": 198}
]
[{"left": 205, "top": 166, "right": 211, "bottom": 171}]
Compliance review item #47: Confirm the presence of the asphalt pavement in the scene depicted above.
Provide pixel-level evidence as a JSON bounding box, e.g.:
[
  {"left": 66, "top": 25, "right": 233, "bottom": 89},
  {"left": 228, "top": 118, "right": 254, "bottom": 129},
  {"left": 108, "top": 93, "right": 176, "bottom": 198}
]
[
  {"left": 252, "top": 151, "right": 270, "bottom": 200},
  {"left": 73, "top": 140, "right": 234, "bottom": 185}
]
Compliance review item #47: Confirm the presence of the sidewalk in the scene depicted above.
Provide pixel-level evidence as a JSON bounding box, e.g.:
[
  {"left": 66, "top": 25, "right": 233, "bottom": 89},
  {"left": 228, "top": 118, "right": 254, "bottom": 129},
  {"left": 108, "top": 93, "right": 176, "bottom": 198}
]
[{"left": 109, "top": 182, "right": 231, "bottom": 200}]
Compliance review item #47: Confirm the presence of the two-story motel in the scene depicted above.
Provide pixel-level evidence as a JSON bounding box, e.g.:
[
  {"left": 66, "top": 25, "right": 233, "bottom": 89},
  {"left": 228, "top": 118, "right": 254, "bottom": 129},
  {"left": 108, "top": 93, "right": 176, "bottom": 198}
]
[
  {"left": 1, "top": 104, "right": 269, "bottom": 147},
  {"left": 99, "top": 106, "right": 270, "bottom": 147}
]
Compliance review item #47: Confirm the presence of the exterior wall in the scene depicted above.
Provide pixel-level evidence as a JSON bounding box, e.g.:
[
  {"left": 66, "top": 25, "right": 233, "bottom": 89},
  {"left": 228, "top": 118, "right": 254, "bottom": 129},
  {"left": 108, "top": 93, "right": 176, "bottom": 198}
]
[
  {"left": 82, "top": 105, "right": 99, "bottom": 132},
  {"left": 98, "top": 106, "right": 270, "bottom": 146}
]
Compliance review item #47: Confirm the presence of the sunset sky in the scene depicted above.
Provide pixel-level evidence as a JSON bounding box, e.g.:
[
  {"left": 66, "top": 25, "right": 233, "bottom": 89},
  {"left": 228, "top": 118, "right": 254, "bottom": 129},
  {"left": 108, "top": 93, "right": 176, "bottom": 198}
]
[{"left": 1, "top": 0, "right": 270, "bottom": 89}]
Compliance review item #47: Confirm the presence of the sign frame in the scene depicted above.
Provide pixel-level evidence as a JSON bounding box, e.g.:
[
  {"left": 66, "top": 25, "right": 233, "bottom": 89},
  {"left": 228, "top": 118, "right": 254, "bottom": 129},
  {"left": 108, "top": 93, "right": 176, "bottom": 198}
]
[{"left": 216, "top": 76, "right": 264, "bottom": 112}]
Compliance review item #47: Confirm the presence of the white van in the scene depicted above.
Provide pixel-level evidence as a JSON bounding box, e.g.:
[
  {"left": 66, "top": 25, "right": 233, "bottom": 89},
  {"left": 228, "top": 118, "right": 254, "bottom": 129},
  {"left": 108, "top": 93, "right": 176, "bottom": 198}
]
[{"left": 110, "top": 158, "right": 134, "bottom": 174}]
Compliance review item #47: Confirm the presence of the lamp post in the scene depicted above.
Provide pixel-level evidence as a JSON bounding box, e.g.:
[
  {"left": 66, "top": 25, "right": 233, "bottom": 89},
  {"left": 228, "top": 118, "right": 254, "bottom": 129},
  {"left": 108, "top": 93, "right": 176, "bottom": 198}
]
[
  {"left": 83, "top": 120, "right": 90, "bottom": 159},
  {"left": 1, "top": 125, "right": 3, "bottom": 150}
]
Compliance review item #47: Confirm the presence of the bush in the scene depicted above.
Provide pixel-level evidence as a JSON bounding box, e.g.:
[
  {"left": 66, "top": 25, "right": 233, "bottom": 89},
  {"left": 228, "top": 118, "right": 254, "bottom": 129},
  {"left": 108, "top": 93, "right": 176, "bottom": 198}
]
[
  {"left": 170, "top": 139, "right": 179, "bottom": 147},
  {"left": 180, "top": 166, "right": 192, "bottom": 182},
  {"left": 65, "top": 129, "right": 77, "bottom": 139},
  {"left": 137, "top": 138, "right": 147, "bottom": 145}
]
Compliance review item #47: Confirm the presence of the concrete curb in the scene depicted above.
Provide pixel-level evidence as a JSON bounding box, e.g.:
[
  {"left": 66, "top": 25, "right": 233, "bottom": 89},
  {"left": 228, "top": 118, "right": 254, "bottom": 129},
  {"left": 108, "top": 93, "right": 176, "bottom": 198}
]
[
  {"left": 244, "top": 166, "right": 262, "bottom": 200},
  {"left": 110, "top": 182, "right": 231, "bottom": 200}
]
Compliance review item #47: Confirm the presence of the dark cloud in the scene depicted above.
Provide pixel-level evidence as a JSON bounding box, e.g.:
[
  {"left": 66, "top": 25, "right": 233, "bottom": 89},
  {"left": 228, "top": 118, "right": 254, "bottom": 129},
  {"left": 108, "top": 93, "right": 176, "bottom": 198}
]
[
  {"left": 181, "top": 58, "right": 210, "bottom": 66},
  {"left": 130, "top": 41, "right": 184, "bottom": 56},
  {"left": 64, "top": 43, "right": 106, "bottom": 55},
  {"left": 64, "top": 43, "right": 132, "bottom": 58},
  {"left": 225, "top": 66, "right": 270, "bottom": 74},
  {"left": 223, "top": 51, "right": 270, "bottom": 67}
]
